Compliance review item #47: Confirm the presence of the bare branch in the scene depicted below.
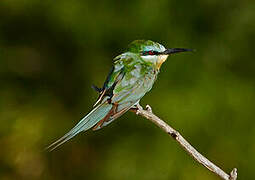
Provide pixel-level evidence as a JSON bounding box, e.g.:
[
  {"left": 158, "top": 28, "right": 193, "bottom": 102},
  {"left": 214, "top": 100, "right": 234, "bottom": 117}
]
[{"left": 131, "top": 104, "right": 237, "bottom": 180}]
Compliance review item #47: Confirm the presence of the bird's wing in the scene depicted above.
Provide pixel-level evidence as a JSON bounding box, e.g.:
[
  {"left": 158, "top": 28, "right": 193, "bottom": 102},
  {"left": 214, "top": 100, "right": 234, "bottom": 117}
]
[
  {"left": 93, "top": 54, "right": 156, "bottom": 130},
  {"left": 93, "top": 62, "right": 125, "bottom": 107}
]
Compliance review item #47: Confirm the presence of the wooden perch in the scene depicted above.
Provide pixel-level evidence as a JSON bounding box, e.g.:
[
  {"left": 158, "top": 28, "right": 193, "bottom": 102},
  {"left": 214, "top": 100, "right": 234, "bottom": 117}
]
[{"left": 131, "top": 104, "right": 237, "bottom": 180}]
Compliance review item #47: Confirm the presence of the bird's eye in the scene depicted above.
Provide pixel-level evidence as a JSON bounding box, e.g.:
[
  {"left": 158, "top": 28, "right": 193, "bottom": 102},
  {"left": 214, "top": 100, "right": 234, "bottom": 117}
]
[
  {"left": 148, "top": 51, "right": 154, "bottom": 55},
  {"left": 141, "top": 51, "right": 157, "bottom": 56}
]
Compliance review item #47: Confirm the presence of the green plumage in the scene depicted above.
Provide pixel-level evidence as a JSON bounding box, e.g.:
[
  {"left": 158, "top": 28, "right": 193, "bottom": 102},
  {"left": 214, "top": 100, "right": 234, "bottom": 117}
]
[{"left": 47, "top": 40, "right": 191, "bottom": 151}]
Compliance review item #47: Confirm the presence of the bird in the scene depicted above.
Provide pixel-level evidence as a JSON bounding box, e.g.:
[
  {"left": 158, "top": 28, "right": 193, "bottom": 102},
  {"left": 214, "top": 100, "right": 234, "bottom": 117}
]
[{"left": 46, "top": 40, "right": 193, "bottom": 151}]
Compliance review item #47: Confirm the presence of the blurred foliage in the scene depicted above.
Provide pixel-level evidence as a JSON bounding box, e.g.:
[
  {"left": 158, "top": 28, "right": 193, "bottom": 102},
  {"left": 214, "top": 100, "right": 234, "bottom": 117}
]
[{"left": 0, "top": 0, "right": 255, "bottom": 179}]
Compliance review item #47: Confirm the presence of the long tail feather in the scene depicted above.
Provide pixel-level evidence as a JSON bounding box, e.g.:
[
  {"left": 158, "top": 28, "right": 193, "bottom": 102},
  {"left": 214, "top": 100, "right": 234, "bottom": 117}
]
[{"left": 46, "top": 102, "right": 112, "bottom": 151}]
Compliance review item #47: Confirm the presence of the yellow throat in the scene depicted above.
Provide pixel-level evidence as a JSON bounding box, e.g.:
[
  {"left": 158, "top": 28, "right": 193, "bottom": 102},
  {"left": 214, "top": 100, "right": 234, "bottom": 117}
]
[{"left": 156, "top": 55, "right": 169, "bottom": 70}]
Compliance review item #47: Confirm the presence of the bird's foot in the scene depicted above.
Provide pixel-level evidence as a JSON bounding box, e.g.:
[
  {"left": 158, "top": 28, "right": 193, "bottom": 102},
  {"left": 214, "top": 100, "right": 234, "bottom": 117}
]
[
  {"left": 145, "top": 105, "right": 152, "bottom": 113},
  {"left": 129, "top": 103, "right": 143, "bottom": 114}
]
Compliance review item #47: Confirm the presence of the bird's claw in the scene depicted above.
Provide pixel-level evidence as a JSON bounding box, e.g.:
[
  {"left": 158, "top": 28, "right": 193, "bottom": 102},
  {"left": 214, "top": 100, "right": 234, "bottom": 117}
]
[{"left": 145, "top": 105, "right": 152, "bottom": 113}]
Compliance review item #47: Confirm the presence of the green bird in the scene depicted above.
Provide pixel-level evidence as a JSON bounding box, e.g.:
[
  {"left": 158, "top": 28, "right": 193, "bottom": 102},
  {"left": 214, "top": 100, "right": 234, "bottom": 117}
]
[{"left": 47, "top": 40, "right": 192, "bottom": 151}]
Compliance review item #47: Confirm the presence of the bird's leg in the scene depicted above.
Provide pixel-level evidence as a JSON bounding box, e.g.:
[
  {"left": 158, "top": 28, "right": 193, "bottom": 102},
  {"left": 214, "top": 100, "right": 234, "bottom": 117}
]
[{"left": 129, "top": 103, "right": 143, "bottom": 114}]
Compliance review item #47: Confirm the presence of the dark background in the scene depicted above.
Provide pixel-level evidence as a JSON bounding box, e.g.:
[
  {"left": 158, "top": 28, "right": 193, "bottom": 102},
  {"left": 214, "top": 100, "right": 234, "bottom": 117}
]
[{"left": 0, "top": 0, "right": 255, "bottom": 179}]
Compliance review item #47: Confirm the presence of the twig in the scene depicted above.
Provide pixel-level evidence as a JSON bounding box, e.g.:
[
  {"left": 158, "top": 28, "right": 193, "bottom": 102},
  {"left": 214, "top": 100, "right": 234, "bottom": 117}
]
[{"left": 131, "top": 104, "right": 237, "bottom": 180}]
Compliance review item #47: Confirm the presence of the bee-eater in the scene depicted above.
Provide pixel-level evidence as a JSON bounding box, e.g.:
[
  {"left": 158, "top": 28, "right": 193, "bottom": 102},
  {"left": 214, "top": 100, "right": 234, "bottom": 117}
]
[{"left": 47, "top": 40, "right": 192, "bottom": 151}]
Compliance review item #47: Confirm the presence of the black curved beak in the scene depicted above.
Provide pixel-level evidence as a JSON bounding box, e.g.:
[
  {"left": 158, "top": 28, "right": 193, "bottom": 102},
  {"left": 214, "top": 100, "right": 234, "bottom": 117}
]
[{"left": 162, "top": 48, "right": 194, "bottom": 55}]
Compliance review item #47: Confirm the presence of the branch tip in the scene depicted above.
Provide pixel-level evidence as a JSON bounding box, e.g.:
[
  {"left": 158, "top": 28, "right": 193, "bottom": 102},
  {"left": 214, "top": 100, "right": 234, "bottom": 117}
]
[{"left": 229, "top": 168, "right": 237, "bottom": 180}]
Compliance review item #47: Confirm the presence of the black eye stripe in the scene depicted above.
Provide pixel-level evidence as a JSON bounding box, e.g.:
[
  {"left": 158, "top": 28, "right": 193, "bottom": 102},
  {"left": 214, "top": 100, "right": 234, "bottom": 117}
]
[{"left": 141, "top": 50, "right": 160, "bottom": 56}]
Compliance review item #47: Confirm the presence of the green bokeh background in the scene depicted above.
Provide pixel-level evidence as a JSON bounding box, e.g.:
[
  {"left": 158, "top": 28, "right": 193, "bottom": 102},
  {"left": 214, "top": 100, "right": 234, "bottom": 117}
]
[{"left": 0, "top": 0, "right": 255, "bottom": 179}]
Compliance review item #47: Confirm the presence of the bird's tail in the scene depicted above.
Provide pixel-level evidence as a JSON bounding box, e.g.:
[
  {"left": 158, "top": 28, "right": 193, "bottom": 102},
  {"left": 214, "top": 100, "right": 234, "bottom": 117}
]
[{"left": 46, "top": 102, "right": 113, "bottom": 151}]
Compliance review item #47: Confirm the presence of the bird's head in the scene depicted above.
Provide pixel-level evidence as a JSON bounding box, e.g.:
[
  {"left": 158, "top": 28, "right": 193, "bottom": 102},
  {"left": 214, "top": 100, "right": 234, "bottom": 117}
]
[{"left": 127, "top": 40, "right": 193, "bottom": 69}]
